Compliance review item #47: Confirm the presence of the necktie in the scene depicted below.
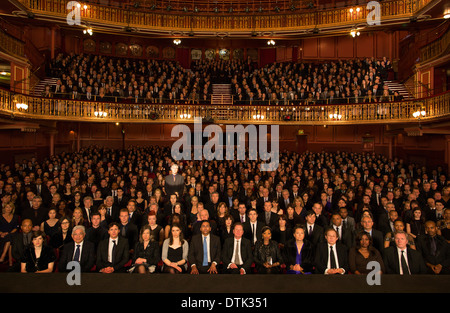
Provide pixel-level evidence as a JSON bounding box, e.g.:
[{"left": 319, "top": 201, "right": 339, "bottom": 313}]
[
  {"left": 202, "top": 236, "right": 208, "bottom": 266},
  {"left": 252, "top": 224, "right": 256, "bottom": 243},
  {"left": 309, "top": 226, "right": 312, "bottom": 236},
  {"left": 73, "top": 244, "right": 81, "bottom": 262},
  {"left": 430, "top": 237, "right": 437, "bottom": 256},
  {"left": 336, "top": 227, "right": 340, "bottom": 237},
  {"left": 240, "top": 215, "right": 244, "bottom": 223},
  {"left": 112, "top": 240, "right": 117, "bottom": 265},
  {"left": 330, "top": 245, "right": 337, "bottom": 269},
  {"left": 233, "top": 240, "right": 241, "bottom": 265},
  {"left": 401, "top": 250, "right": 410, "bottom": 275}
]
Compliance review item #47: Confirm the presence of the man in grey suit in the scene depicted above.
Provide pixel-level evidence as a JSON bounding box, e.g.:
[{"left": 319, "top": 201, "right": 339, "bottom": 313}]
[{"left": 188, "top": 220, "right": 221, "bottom": 274}]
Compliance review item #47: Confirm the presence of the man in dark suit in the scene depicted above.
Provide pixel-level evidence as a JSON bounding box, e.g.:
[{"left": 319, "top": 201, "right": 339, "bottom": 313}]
[
  {"left": 165, "top": 164, "right": 185, "bottom": 197},
  {"left": 85, "top": 212, "right": 108, "bottom": 250},
  {"left": 330, "top": 212, "right": 354, "bottom": 250},
  {"left": 314, "top": 227, "right": 349, "bottom": 274},
  {"left": 256, "top": 188, "right": 272, "bottom": 214},
  {"left": 258, "top": 201, "right": 279, "bottom": 229},
  {"left": 278, "top": 189, "right": 293, "bottom": 213},
  {"left": 222, "top": 222, "right": 253, "bottom": 274},
  {"left": 81, "top": 196, "right": 96, "bottom": 225},
  {"left": 114, "top": 188, "right": 129, "bottom": 209},
  {"left": 416, "top": 221, "right": 450, "bottom": 275},
  {"left": 312, "top": 202, "right": 329, "bottom": 228},
  {"left": 358, "top": 215, "right": 385, "bottom": 254},
  {"left": 383, "top": 231, "right": 427, "bottom": 274},
  {"left": 118, "top": 208, "right": 139, "bottom": 253},
  {"left": 21, "top": 196, "right": 48, "bottom": 232},
  {"left": 8, "top": 219, "right": 33, "bottom": 272},
  {"left": 188, "top": 220, "right": 221, "bottom": 274},
  {"left": 58, "top": 225, "right": 96, "bottom": 272},
  {"left": 104, "top": 196, "right": 120, "bottom": 223},
  {"left": 96, "top": 222, "right": 130, "bottom": 273},
  {"left": 305, "top": 210, "right": 324, "bottom": 248},
  {"left": 244, "top": 208, "right": 264, "bottom": 247}
]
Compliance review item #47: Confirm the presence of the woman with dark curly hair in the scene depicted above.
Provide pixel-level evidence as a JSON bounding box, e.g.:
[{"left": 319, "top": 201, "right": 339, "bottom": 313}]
[{"left": 348, "top": 231, "right": 385, "bottom": 275}]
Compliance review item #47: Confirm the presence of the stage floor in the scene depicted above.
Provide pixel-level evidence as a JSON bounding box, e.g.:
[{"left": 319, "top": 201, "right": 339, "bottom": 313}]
[{"left": 2, "top": 273, "right": 449, "bottom": 293}]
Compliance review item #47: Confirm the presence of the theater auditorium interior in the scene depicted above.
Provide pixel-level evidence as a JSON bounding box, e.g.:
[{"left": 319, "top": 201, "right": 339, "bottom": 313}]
[{"left": 0, "top": 0, "right": 449, "bottom": 301}]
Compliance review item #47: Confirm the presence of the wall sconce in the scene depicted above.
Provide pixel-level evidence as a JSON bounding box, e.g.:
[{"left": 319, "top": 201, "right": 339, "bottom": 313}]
[
  {"left": 83, "top": 27, "right": 93, "bottom": 35},
  {"left": 179, "top": 113, "right": 192, "bottom": 119},
  {"left": 329, "top": 113, "right": 342, "bottom": 120},
  {"left": 94, "top": 111, "right": 108, "bottom": 117},
  {"left": 252, "top": 114, "right": 265, "bottom": 120},
  {"left": 267, "top": 39, "right": 276, "bottom": 46},
  {"left": 413, "top": 109, "right": 426, "bottom": 129},
  {"left": 16, "top": 103, "right": 28, "bottom": 110},
  {"left": 173, "top": 39, "right": 181, "bottom": 45},
  {"left": 350, "top": 29, "right": 360, "bottom": 37}
]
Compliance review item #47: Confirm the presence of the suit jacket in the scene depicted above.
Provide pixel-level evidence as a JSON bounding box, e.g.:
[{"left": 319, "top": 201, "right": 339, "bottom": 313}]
[
  {"left": 383, "top": 246, "right": 427, "bottom": 274},
  {"left": 314, "top": 241, "right": 350, "bottom": 274},
  {"left": 258, "top": 211, "right": 280, "bottom": 229},
  {"left": 165, "top": 174, "right": 185, "bottom": 197},
  {"left": 58, "top": 240, "right": 96, "bottom": 272},
  {"left": 96, "top": 236, "right": 130, "bottom": 272},
  {"left": 188, "top": 233, "right": 222, "bottom": 269},
  {"left": 222, "top": 236, "right": 253, "bottom": 273},
  {"left": 305, "top": 224, "right": 324, "bottom": 248},
  {"left": 119, "top": 222, "right": 139, "bottom": 251},
  {"left": 243, "top": 221, "right": 264, "bottom": 246},
  {"left": 416, "top": 234, "right": 450, "bottom": 269}
]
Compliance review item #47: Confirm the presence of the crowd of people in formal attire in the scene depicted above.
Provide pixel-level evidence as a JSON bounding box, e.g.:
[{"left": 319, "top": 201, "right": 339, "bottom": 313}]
[
  {"left": 232, "top": 57, "right": 400, "bottom": 105},
  {"left": 1, "top": 146, "right": 449, "bottom": 275},
  {"left": 43, "top": 53, "right": 401, "bottom": 106}
]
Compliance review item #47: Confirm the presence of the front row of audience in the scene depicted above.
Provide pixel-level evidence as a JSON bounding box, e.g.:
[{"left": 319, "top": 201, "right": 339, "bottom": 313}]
[{"left": 14, "top": 209, "right": 448, "bottom": 275}]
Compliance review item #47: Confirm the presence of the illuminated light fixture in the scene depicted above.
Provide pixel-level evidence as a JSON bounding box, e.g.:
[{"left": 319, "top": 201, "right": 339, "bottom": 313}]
[
  {"left": 444, "top": 13, "right": 450, "bottom": 19},
  {"left": 16, "top": 103, "right": 28, "bottom": 110},
  {"left": 179, "top": 113, "right": 192, "bottom": 119},
  {"left": 412, "top": 110, "right": 426, "bottom": 118},
  {"left": 329, "top": 113, "right": 342, "bottom": 120},
  {"left": 356, "top": 7, "right": 361, "bottom": 12},
  {"left": 173, "top": 39, "right": 181, "bottom": 45},
  {"left": 83, "top": 4, "right": 88, "bottom": 9},
  {"left": 83, "top": 27, "right": 93, "bottom": 35},
  {"left": 94, "top": 111, "right": 108, "bottom": 117},
  {"left": 349, "top": 8, "right": 353, "bottom": 13},
  {"left": 267, "top": 39, "right": 276, "bottom": 46},
  {"left": 252, "top": 114, "right": 265, "bottom": 120},
  {"left": 76, "top": 3, "right": 81, "bottom": 8},
  {"left": 194, "top": 7, "right": 199, "bottom": 13},
  {"left": 0, "top": 71, "right": 9, "bottom": 76},
  {"left": 350, "top": 29, "right": 360, "bottom": 37}
]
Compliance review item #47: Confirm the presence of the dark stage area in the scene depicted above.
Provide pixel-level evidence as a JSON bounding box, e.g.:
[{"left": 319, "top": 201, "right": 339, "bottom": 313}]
[{"left": 2, "top": 273, "right": 449, "bottom": 293}]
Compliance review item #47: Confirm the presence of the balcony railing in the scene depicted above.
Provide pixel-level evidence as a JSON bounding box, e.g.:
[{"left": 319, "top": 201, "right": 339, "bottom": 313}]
[
  {"left": 2, "top": 88, "right": 449, "bottom": 125},
  {"left": 18, "top": 0, "right": 430, "bottom": 33}
]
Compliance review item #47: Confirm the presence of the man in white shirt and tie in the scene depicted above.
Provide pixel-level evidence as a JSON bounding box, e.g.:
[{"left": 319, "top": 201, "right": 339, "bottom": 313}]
[
  {"left": 222, "top": 223, "right": 253, "bottom": 274},
  {"left": 383, "top": 231, "right": 427, "bottom": 274}
]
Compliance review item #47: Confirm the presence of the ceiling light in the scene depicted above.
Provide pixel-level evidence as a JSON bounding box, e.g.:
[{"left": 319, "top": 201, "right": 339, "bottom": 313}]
[{"left": 444, "top": 13, "right": 450, "bottom": 19}]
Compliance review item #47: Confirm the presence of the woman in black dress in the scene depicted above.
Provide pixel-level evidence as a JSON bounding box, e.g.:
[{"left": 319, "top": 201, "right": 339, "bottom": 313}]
[
  {"left": 0, "top": 202, "right": 19, "bottom": 264},
  {"left": 21, "top": 230, "right": 56, "bottom": 273},
  {"left": 161, "top": 224, "right": 189, "bottom": 274},
  {"left": 128, "top": 225, "right": 161, "bottom": 274}
]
